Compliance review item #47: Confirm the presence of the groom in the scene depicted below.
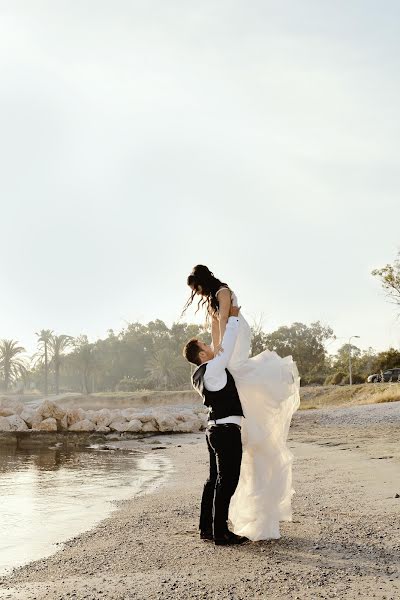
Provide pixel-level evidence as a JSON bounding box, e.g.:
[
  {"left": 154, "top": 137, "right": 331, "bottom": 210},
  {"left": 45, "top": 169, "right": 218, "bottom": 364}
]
[{"left": 183, "top": 305, "right": 249, "bottom": 546}]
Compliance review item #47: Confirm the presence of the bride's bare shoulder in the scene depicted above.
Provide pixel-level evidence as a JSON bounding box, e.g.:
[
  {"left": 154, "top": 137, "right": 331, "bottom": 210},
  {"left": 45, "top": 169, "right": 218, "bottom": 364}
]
[{"left": 215, "top": 286, "right": 231, "bottom": 297}]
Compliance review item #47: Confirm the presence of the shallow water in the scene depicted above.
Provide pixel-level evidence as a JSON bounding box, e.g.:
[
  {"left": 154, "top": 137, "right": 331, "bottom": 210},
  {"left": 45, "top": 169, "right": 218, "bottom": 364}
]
[{"left": 0, "top": 444, "right": 172, "bottom": 576}]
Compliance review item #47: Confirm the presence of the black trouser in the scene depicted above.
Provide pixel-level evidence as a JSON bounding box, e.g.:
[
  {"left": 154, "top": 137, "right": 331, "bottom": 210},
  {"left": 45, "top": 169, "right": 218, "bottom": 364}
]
[{"left": 199, "top": 423, "right": 243, "bottom": 539}]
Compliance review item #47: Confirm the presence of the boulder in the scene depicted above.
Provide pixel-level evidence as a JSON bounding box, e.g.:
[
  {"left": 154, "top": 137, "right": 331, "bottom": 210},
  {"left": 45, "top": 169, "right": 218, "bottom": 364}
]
[
  {"left": 173, "top": 413, "right": 202, "bottom": 433},
  {"left": 109, "top": 419, "right": 129, "bottom": 432},
  {"left": 121, "top": 408, "right": 137, "bottom": 418},
  {"left": 135, "top": 413, "right": 156, "bottom": 423},
  {"left": 125, "top": 419, "right": 142, "bottom": 432},
  {"left": 95, "top": 425, "right": 111, "bottom": 433},
  {"left": 85, "top": 409, "right": 98, "bottom": 421},
  {"left": 35, "top": 399, "right": 66, "bottom": 421},
  {"left": 20, "top": 408, "right": 35, "bottom": 427},
  {"left": 65, "top": 408, "right": 86, "bottom": 427},
  {"left": 94, "top": 409, "right": 113, "bottom": 427},
  {"left": 0, "top": 416, "right": 12, "bottom": 431},
  {"left": 110, "top": 409, "right": 124, "bottom": 420},
  {"left": 33, "top": 417, "right": 58, "bottom": 432},
  {"left": 60, "top": 414, "right": 69, "bottom": 430},
  {"left": 0, "top": 397, "right": 24, "bottom": 416},
  {"left": 69, "top": 419, "right": 96, "bottom": 432},
  {"left": 141, "top": 421, "right": 158, "bottom": 433},
  {"left": 156, "top": 413, "right": 178, "bottom": 432},
  {"left": 192, "top": 405, "right": 208, "bottom": 416},
  {"left": 6, "top": 414, "right": 29, "bottom": 431},
  {"left": 199, "top": 416, "right": 207, "bottom": 430}
]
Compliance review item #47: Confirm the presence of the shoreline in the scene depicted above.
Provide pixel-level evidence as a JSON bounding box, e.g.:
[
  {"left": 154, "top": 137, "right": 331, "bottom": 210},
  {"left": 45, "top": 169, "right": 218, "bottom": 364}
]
[
  {"left": 0, "top": 440, "right": 175, "bottom": 579},
  {"left": 0, "top": 410, "right": 399, "bottom": 599}
]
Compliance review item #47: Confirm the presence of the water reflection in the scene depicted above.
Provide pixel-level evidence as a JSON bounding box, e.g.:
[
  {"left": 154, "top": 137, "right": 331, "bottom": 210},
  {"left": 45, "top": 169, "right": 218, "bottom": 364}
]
[{"left": 0, "top": 445, "right": 171, "bottom": 576}]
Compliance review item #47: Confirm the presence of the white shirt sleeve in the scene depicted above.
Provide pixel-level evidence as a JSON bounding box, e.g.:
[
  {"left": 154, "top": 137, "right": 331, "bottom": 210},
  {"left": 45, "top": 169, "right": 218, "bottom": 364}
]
[{"left": 203, "top": 316, "right": 240, "bottom": 392}]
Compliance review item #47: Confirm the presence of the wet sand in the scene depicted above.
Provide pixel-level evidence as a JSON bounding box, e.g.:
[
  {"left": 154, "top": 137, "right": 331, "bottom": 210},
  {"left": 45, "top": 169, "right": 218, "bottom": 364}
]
[{"left": 0, "top": 405, "right": 399, "bottom": 600}]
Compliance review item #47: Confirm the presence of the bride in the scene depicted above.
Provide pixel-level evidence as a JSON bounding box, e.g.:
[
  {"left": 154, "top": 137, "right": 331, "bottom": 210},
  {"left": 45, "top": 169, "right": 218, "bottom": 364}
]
[{"left": 183, "top": 264, "right": 301, "bottom": 541}]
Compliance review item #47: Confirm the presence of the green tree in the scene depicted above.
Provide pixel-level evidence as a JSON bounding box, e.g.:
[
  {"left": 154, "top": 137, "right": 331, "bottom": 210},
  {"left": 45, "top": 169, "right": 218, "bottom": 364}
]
[
  {"left": 373, "top": 348, "right": 400, "bottom": 372},
  {"left": 33, "top": 329, "right": 54, "bottom": 395},
  {"left": 49, "top": 334, "right": 73, "bottom": 394},
  {"left": 332, "top": 343, "right": 361, "bottom": 372},
  {"left": 70, "top": 335, "right": 98, "bottom": 394},
  {"left": 250, "top": 317, "right": 268, "bottom": 357},
  {"left": 0, "top": 339, "right": 28, "bottom": 391},
  {"left": 265, "top": 321, "right": 334, "bottom": 384},
  {"left": 372, "top": 252, "right": 400, "bottom": 309},
  {"left": 145, "top": 348, "right": 188, "bottom": 390}
]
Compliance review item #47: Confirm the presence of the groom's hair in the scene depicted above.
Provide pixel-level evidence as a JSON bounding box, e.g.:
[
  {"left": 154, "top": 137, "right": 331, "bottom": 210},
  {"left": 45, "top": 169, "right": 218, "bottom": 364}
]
[{"left": 183, "top": 338, "right": 202, "bottom": 366}]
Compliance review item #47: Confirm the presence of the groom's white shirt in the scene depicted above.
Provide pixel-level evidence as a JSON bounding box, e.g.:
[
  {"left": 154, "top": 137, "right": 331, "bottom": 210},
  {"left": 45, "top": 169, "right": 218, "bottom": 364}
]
[{"left": 197, "top": 316, "right": 242, "bottom": 427}]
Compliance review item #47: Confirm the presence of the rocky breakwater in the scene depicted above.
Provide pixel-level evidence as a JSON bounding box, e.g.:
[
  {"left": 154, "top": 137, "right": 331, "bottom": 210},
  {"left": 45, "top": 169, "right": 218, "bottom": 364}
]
[{"left": 0, "top": 397, "right": 207, "bottom": 444}]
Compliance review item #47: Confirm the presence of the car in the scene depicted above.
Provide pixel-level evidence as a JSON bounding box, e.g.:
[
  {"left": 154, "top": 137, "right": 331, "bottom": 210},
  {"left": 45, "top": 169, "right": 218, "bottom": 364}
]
[
  {"left": 367, "top": 373, "right": 379, "bottom": 383},
  {"left": 367, "top": 368, "right": 400, "bottom": 383}
]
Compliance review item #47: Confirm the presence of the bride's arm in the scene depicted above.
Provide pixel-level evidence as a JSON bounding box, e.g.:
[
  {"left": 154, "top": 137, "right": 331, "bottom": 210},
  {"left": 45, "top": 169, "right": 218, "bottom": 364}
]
[
  {"left": 211, "top": 315, "right": 219, "bottom": 352},
  {"left": 216, "top": 288, "right": 232, "bottom": 345}
]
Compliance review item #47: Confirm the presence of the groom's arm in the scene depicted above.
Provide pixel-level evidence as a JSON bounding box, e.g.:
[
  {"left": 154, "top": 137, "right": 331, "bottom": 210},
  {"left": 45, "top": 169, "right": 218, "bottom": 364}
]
[{"left": 204, "top": 315, "right": 240, "bottom": 392}]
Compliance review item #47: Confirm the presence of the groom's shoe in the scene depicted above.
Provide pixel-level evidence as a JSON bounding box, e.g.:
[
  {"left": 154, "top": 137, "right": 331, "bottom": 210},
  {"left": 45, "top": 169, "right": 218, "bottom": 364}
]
[
  {"left": 214, "top": 531, "right": 250, "bottom": 546},
  {"left": 200, "top": 530, "right": 214, "bottom": 541}
]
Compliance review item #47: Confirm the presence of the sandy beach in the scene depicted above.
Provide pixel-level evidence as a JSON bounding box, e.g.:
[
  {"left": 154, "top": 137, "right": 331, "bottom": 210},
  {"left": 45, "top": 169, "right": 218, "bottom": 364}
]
[{"left": 0, "top": 402, "right": 399, "bottom": 600}]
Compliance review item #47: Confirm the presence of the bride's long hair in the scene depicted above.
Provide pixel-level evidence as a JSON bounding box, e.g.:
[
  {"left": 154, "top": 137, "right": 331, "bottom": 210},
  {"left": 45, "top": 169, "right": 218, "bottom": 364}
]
[{"left": 181, "top": 264, "right": 229, "bottom": 323}]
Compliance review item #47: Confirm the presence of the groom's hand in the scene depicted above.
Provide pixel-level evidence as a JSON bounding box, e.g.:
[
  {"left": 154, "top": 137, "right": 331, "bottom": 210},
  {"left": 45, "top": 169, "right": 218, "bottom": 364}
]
[{"left": 229, "top": 305, "right": 241, "bottom": 317}]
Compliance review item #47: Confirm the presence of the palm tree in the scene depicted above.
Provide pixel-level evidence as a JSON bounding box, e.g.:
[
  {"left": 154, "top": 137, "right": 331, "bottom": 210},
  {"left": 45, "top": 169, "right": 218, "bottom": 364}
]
[
  {"left": 33, "top": 329, "right": 54, "bottom": 395},
  {"left": 145, "top": 348, "right": 188, "bottom": 390},
  {"left": 72, "top": 335, "right": 97, "bottom": 394},
  {"left": 49, "top": 334, "right": 73, "bottom": 394},
  {"left": 0, "top": 339, "right": 28, "bottom": 391}
]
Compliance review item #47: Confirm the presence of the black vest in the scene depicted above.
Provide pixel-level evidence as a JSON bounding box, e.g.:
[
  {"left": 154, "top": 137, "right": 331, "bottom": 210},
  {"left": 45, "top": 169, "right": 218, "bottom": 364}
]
[{"left": 192, "top": 364, "right": 244, "bottom": 421}]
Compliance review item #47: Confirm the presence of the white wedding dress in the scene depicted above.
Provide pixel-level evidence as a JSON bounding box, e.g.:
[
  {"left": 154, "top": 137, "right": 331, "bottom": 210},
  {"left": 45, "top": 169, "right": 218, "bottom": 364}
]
[{"left": 220, "top": 288, "right": 301, "bottom": 541}]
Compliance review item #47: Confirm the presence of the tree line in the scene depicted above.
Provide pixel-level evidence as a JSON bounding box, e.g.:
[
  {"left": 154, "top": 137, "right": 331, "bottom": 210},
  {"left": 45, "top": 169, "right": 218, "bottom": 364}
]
[
  {"left": 1, "top": 252, "right": 399, "bottom": 394},
  {"left": 1, "top": 319, "right": 400, "bottom": 394}
]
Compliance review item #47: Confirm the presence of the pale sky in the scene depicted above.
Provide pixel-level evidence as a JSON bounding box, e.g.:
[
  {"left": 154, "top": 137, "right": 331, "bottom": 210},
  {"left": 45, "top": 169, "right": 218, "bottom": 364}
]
[{"left": 0, "top": 1, "right": 399, "bottom": 357}]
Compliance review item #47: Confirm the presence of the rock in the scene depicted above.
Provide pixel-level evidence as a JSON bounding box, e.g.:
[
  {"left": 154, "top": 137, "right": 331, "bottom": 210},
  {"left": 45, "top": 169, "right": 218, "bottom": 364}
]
[
  {"left": 395, "top": 493, "right": 400, "bottom": 498},
  {"left": 135, "top": 413, "right": 156, "bottom": 424},
  {"left": 156, "top": 414, "right": 178, "bottom": 432},
  {"left": 109, "top": 420, "right": 129, "bottom": 432},
  {"left": 33, "top": 417, "right": 58, "bottom": 432},
  {"left": 95, "top": 426, "right": 111, "bottom": 433},
  {"left": 125, "top": 419, "right": 142, "bottom": 432},
  {"left": 69, "top": 419, "right": 96, "bottom": 432},
  {"left": 35, "top": 399, "right": 66, "bottom": 421},
  {"left": 60, "top": 414, "right": 69, "bottom": 430},
  {"left": 192, "top": 405, "right": 208, "bottom": 416},
  {"left": 20, "top": 408, "right": 35, "bottom": 427},
  {"left": 170, "top": 412, "right": 202, "bottom": 433},
  {"left": 199, "top": 416, "right": 207, "bottom": 430},
  {"left": 110, "top": 409, "right": 123, "bottom": 420},
  {"left": 141, "top": 421, "right": 158, "bottom": 433},
  {"left": 121, "top": 408, "right": 137, "bottom": 418},
  {"left": 0, "top": 416, "right": 12, "bottom": 431},
  {"left": 94, "top": 409, "right": 113, "bottom": 428},
  {"left": 6, "top": 414, "right": 29, "bottom": 431},
  {"left": 31, "top": 414, "right": 44, "bottom": 429},
  {"left": 0, "top": 397, "right": 24, "bottom": 416},
  {"left": 65, "top": 408, "right": 86, "bottom": 427}
]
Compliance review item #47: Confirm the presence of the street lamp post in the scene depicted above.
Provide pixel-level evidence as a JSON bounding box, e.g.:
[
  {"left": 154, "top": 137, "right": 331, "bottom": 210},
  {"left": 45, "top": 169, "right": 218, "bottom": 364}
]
[{"left": 348, "top": 335, "right": 360, "bottom": 385}]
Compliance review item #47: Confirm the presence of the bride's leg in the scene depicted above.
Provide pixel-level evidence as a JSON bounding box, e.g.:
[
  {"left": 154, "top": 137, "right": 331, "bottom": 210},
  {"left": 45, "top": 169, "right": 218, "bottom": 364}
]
[{"left": 228, "top": 316, "right": 252, "bottom": 372}]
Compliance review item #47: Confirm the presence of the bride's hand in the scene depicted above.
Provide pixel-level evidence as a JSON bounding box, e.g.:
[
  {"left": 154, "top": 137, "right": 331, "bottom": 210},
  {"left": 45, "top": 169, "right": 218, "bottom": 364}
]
[{"left": 214, "top": 343, "right": 224, "bottom": 356}]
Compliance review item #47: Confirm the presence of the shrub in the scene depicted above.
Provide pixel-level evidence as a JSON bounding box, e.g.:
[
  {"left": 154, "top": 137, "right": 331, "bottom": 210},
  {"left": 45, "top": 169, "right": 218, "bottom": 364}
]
[
  {"left": 342, "top": 373, "right": 365, "bottom": 384},
  {"left": 325, "top": 371, "right": 347, "bottom": 385},
  {"left": 117, "top": 376, "right": 148, "bottom": 392},
  {"left": 306, "top": 375, "right": 326, "bottom": 386}
]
